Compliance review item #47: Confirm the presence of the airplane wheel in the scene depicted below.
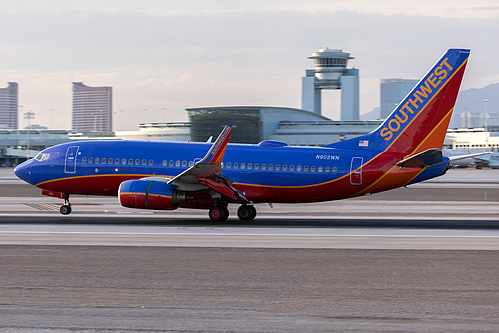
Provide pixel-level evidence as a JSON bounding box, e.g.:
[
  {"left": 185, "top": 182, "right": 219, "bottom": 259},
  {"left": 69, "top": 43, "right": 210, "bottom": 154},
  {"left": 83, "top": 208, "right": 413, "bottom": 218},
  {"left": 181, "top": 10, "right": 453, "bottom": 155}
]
[
  {"left": 60, "top": 204, "right": 72, "bottom": 215},
  {"left": 237, "top": 205, "right": 257, "bottom": 221},
  {"left": 209, "top": 206, "right": 229, "bottom": 222}
]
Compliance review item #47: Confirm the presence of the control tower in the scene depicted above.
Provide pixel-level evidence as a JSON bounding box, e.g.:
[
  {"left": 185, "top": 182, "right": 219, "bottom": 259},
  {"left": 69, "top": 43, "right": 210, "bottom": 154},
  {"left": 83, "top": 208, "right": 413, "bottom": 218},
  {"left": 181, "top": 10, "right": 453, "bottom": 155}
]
[{"left": 301, "top": 48, "right": 359, "bottom": 120}]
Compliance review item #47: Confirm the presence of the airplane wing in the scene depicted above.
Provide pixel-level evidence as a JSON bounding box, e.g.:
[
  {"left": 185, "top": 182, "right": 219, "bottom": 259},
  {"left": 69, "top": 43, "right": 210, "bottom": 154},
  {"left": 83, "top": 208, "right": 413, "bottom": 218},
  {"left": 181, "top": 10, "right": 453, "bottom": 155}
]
[
  {"left": 451, "top": 152, "right": 491, "bottom": 162},
  {"left": 142, "top": 124, "right": 249, "bottom": 202}
]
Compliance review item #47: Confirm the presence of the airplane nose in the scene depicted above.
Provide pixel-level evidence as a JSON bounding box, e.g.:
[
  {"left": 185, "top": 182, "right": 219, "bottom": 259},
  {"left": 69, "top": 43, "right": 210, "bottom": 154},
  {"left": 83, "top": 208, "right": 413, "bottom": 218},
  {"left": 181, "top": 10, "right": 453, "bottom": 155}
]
[{"left": 14, "top": 160, "right": 34, "bottom": 184}]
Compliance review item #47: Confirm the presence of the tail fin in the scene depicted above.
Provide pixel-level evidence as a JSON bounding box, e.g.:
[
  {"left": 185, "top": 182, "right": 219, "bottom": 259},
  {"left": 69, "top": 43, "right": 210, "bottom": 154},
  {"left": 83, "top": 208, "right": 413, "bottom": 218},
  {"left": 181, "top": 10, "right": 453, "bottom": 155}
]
[{"left": 327, "top": 49, "right": 470, "bottom": 155}]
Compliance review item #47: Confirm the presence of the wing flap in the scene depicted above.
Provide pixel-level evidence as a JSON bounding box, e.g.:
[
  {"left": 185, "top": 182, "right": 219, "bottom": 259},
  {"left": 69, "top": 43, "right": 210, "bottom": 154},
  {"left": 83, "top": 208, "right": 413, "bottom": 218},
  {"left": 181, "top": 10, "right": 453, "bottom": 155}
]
[{"left": 197, "top": 177, "right": 238, "bottom": 201}]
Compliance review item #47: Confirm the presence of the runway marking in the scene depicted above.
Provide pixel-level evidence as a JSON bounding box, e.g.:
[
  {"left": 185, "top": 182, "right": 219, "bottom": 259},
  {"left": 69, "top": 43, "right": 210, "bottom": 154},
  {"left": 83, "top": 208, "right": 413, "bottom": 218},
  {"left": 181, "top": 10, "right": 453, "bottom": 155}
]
[{"left": 23, "top": 203, "right": 60, "bottom": 211}]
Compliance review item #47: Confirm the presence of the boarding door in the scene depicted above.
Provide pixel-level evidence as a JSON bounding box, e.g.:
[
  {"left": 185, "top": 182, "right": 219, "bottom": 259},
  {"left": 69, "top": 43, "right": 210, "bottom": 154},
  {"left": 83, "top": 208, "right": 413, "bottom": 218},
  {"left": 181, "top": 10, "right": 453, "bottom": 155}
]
[
  {"left": 64, "top": 146, "right": 79, "bottom": 174},
  {"left": 350, "top": 157, "right": 363, "bottom": 185}
]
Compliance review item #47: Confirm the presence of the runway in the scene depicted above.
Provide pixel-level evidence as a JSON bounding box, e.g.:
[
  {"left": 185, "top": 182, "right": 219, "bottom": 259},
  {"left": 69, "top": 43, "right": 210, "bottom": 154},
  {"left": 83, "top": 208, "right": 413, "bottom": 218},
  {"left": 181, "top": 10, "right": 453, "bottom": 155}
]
[{"left": 0, "top": 168, "right": 498, "bottom": 332}]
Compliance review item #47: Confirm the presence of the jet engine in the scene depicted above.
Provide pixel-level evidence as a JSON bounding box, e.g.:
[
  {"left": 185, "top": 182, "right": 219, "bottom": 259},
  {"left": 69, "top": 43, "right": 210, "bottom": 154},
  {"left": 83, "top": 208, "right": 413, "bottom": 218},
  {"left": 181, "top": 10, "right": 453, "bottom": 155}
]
[{"left": 118, "top": 179, "right": 187, "bottom": 210}]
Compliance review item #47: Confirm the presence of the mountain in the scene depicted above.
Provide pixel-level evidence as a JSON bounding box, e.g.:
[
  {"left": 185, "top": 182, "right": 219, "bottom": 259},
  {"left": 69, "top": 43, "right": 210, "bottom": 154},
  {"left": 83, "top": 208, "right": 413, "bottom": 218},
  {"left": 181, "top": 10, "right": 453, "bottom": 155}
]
[
  {"left": 361, "top": 83, "right": 499, "bottom": 127},
  {"left": 360, "top": 107, "right": 380, "bottom": 121},
  {"left": 453, "top": 83, "right": 499, "bottom": 127}
]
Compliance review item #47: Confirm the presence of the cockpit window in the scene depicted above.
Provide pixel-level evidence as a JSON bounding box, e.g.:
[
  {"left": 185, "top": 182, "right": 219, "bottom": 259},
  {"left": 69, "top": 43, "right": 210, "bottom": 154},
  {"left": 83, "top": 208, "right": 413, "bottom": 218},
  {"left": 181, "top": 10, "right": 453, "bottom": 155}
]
[{"left": 34, "top": 152, "right": 50, "bottom": 161}]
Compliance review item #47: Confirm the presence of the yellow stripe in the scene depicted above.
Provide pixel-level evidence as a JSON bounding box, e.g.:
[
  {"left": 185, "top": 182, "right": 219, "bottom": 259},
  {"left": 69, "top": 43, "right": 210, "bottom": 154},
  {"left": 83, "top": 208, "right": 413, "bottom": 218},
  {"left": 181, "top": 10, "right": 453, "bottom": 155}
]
[
  {"left": 35, "top": 173, "right": 175, "bottom": 187},
  {"left": 120, "top": 192, "right": 172, "bottom": 199},
  {"left": 408, "top": 107, "right": 453, "bottom": 156}
]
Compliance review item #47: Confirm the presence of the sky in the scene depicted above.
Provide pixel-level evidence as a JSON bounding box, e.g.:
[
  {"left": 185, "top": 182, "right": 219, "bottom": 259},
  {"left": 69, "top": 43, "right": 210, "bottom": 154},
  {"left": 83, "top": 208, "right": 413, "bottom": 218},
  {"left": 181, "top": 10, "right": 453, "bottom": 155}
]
[{"left": 1, "top": 0, "right": 499, "bottom": 130}]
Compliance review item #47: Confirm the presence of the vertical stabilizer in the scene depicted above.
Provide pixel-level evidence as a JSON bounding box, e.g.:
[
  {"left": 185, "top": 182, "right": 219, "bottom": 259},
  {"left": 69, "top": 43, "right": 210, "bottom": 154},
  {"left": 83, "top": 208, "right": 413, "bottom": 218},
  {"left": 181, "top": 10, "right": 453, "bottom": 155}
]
[{"left": 327, "top": 49, "right": 470, "bottom": 156}]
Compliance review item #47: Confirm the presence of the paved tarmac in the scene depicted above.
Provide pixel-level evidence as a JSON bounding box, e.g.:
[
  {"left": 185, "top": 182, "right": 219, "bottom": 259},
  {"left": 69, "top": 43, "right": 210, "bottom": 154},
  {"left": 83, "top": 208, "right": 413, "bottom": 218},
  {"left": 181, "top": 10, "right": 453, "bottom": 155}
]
[
  {"left": 0, "top": 167, "right": 498, "bottom": 332},
  {"left": 1, "top": 246, "right": 498, "bottom": 332}
]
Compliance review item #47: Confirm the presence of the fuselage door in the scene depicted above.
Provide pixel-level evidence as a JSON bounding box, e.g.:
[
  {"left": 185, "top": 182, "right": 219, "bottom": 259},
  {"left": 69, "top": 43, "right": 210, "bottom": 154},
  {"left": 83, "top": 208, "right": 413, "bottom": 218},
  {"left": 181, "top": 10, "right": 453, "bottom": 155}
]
[
  {"left": 64, "top": 146, "right": 79, "bottom": 174},
  {"left": 350, "top": 157, "right": 363, "bottom": 185}
]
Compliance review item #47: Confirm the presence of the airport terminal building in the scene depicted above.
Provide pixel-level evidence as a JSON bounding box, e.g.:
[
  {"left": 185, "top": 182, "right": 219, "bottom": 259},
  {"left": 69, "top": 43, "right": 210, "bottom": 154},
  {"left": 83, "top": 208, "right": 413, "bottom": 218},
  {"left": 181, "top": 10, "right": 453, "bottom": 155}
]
[{"left": 187, "top": 106, "right": 331, "bottom": 143}]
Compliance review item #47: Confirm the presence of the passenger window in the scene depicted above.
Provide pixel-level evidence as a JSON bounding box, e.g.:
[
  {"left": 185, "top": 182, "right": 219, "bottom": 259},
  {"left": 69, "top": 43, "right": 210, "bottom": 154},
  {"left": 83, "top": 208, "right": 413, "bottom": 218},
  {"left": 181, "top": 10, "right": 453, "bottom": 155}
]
[
  {"left": 254, "top": 163, "right": 259, "bottom": 170},
  {"left": 247, "top": 163, "right": 252, "bottom": 169},
  {"left": 82, "top": 157, "right": 87, "bottom": 163},
  {"left": 175, "top": 160, "right": 180, "bottom": 167},
  {"left": 128, "top": 159, "right": 133, "bottom": 165},
  {"left": 296, "top": 165, "right": 301, "bottom": 171},
  {"left": 115, "top": 158, "right": 120, "bottom": 164},
  {"left": 333, "top": 167, "right": 337, "bottom": 173},
  {"left": 268, "top": 164, "right": 273, "bottom": 170},
  {"left": 89, "top": 157, "right": 93, "bottom": 163},
  {"left": 289, "top": 165, "right": 294, "bottom": 171},
  {"left": 142, "top": 159, "right": 147, "bottom": 165},
  {"left": 189, "top": 161, "right": 194, "bottom": 167},
  {"left": 304, "top": 166, "right": 309, "bottom": 172},
  {"left": 109, "top": 158, "right": 113, "bottom": 164},
  {"left": 162, "top": 160, "right": 167, "bottom": 166},
  {"left": 234, "top": 163, "right": 239, "bottom": 169},
  {"left": 282, "top": 165, "right": 287, "bottom": 171},
  {"left": 226, "top": 162, "right": 232, "bottom": 168},
  {"left": 135, "top": 159, "right": 140, "bottom": 165},
  {"left": 318, "top": 166, "right": 323, "bottom": 172},
  {"left": 275, "top": 164, "right": 280, "bottom": 171},
  {"left": 181, "top": 161, "right": 186, "bottom": 167},
  {"left": 325, "top": 166, "right": 330, "bottom": 173},
  {"left": 261, "top": 164, "right": 266, "bottom": 170},
  {"left": 122, "top": 158, "right": 127, "bottom": 165},
  {"left": 311, "top": 166, "right": 316, "bottom": 172},
  {"left": 169, "top": 160, "right": 174, "bottom": 166},
  {"left": 149, "top": 160, "right": 153, "bottom": 166},
  {"left": 240, "top": 163, "right": 245, "bottom": 169},
  {"left": 101, "top": 158, "right": 106, "bottom": 164}
]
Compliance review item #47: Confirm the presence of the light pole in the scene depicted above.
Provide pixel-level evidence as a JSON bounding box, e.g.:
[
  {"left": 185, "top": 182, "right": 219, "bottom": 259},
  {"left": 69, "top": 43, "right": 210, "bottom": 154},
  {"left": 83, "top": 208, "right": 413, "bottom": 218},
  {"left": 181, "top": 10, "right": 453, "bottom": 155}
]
[
  {"left": 24, "top": 111, "right": 35, "bottom": 159},
  {"left": 17, "top": 105, "right": 23, "bottom": 148},
  {"left": 484, "top": 99, "right": 489, "bottom": 148},
  {"left": 120, "top": 109, "right": 123, "bottom": 130},
  {"left": 49, "top": 109, "right": 53, "bottom": 129},
  {"left": 484, "top": 99, "right": 489, "bottom": 132}
]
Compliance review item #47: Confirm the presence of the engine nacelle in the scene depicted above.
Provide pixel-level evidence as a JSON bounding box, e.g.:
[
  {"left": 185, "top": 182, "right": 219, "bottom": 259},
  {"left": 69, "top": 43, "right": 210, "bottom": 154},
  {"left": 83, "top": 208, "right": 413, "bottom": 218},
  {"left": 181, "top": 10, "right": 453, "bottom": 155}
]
[{"left": 118, "top": 179, "right": 187, "bottom": 210}]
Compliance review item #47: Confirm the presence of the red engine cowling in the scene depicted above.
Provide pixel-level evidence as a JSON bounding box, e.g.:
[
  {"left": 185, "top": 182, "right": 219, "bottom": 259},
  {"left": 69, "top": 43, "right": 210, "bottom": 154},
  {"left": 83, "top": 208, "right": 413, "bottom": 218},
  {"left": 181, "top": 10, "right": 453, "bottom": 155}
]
[{"left": 118, "top": 179, "right": 187, "bottom": 210}]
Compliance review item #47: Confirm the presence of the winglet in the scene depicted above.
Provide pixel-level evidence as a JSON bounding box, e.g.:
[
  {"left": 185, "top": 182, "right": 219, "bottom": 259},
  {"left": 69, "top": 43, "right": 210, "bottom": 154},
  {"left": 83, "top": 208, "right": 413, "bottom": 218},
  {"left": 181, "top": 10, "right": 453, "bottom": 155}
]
[{"left": 199, "top": 124, "right": 234, "bottom": 165}]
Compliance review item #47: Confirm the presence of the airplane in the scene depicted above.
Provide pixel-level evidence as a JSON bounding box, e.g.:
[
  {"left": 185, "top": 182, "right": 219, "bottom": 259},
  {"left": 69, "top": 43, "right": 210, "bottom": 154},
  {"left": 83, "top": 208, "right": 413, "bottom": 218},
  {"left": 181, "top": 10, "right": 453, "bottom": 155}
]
[
  {"left": 471, "top": 152, "right": 499, "bottom": 169},
  {"left": 15, "top": 48, "right": 470, "bottom": 222},
  {"left": 443, "top": 149, "right": 492, "bottom": 168}
]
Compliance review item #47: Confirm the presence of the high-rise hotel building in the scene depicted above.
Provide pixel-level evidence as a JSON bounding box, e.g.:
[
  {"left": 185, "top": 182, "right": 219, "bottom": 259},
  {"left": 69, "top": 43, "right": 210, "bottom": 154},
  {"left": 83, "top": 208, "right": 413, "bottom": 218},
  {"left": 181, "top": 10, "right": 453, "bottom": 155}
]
[
  {"left": 0, "top": 82, "right": 18, "bottom": 129},
  {"left": 72, "top": 82, "right": 112, "bottom": 132}
]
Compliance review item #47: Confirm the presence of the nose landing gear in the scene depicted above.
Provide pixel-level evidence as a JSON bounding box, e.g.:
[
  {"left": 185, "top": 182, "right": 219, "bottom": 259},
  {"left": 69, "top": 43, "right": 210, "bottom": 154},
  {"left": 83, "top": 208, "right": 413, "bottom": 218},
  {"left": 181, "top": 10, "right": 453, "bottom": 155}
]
[{"left": 60, "top": 194, "right": 72, "bottom": 215}]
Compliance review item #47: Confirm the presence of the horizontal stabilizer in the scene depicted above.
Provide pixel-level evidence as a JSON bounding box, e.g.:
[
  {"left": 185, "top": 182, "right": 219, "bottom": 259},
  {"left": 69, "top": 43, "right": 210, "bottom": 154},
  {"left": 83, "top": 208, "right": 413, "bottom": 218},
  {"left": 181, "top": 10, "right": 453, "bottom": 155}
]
[{"left": 396, "top": 149, "right": 443, "bottom": 168}]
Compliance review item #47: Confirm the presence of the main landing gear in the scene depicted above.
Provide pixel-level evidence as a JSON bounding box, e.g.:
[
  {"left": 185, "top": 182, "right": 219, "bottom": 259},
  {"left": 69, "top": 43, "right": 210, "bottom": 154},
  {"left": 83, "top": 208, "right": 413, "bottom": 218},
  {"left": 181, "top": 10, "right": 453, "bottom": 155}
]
[
  {"left": 208, "top": 204, "right": 257, "bottom": 222},
  {"left": 237, "top": 204, "right": 257, "bottom": 221},
  {"left": 209, "top": 205, "right": 229, "bottom": 222},
  {"left": 59, "top": 193, "right": 72, "bottom": 215}
]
